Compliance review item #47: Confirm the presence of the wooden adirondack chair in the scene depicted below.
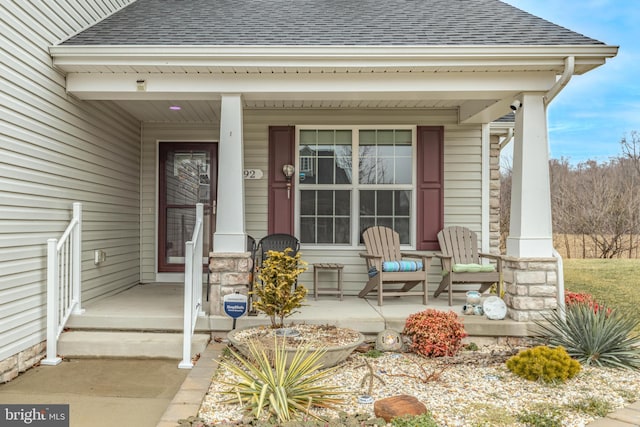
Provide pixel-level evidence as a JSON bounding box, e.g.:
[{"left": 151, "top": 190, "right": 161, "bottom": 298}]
[
  {"left": 434, "top": 226, "right": 502, "bottom": 306},
  {"left": 359, "top": 226, "right": 431, "bottom": 306}
]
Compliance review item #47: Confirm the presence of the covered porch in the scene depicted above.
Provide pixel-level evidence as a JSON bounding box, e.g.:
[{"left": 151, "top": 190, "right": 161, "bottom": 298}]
[
  {"left": 45, "top": 27, "right": 615, "bottom": 366},
  {"left": 64, "top": 283, "right": 533, "bottom": 341}
]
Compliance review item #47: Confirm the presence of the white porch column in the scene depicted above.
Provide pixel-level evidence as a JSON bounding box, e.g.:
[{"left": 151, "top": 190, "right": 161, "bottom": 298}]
[
  {"left": 213, "top": 94, "right": 246, "bottom": 252},
  {"left": 506, "top": 93, "right": 553, "bottom": 257}
]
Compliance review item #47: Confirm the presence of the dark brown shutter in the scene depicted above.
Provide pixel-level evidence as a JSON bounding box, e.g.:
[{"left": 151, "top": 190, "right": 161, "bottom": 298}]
[
  {"left": 268, "top": 126, "right": 295, "bottom": 234},
  {"left": 416, "top": 126, "right": 444, "bottom": 250}
]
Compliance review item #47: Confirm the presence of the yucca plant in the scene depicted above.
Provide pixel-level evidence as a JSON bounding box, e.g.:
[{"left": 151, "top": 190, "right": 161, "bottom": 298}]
[
  {"left": 535, "top": 302, "right": 640, "bottom": 369},
  {"left": 217, "top": 338, "right": 345, "bottom": 423}
]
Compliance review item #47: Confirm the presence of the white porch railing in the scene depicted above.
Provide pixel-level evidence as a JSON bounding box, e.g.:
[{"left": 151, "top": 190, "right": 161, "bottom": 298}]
[
  {"left": 42, "top": 203, "right": 84, "bottom": 366},
  {"left": 179, "top": 203, "right": 205, "bottom": 369}
]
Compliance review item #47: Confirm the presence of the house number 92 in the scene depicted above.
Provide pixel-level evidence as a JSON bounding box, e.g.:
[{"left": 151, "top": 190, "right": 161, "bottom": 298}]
[{"left": 243, "top": 169, "right": 263, "bottom": 179}]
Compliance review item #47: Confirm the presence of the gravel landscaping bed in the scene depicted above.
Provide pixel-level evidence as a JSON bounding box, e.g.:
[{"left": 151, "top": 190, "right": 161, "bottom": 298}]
[{"left": 199, "top": 343, "right": 640, "bottom": 426}]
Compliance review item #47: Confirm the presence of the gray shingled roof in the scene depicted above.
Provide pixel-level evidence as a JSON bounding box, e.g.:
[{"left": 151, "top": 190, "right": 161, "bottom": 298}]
[{"left": 62, "top": 0, "right": 604, "bottom": 46}]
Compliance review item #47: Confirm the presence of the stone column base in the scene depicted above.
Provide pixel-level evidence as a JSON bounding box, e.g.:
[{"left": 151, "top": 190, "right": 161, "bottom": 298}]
[
  {"left": 209, "top": 252, "right": 253, "bottom": 316},
  {"left": 502, "top": 256, "right": 559, "bottom": 322}
]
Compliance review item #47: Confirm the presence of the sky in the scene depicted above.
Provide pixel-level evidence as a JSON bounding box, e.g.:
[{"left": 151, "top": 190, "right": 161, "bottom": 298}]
[{"left": 501, "top": 0, "right": 640, "bottom": 164}]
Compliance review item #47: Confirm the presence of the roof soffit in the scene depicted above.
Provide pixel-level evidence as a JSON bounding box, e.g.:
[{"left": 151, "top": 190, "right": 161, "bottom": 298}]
[{"left": 50, "top": 45, "right": 619, "bottom": 75}]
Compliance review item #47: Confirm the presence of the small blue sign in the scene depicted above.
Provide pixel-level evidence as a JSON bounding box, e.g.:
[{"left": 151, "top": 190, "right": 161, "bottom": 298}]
[{"left": 223, "top": 293, "right": 247, "bottom": 319}]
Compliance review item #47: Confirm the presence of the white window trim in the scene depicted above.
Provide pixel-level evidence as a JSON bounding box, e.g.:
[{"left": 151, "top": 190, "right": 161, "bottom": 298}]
[{"left": 294, "top": 125, "right": 417, "bottom": 250}]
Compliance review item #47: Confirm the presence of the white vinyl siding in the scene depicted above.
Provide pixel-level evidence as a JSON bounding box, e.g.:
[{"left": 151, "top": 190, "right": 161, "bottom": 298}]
[{"left": 0, "top": 0, "right": 138, "bottom": 362}]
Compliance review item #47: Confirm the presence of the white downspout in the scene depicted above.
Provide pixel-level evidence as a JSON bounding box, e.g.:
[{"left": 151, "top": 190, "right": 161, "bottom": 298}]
[
  {"left": 499, "top": 128, "right": 514, "bottom": 151},
  {"left": 553, "top": 249, "right": 566, "bottom": 320},
  {"left": 481, "top": 124, "right": 490, "bottom": 254},
  {"left": 545, "top": 57, "right": 572, "bottom": 317},
  {"left": 545, "top": 56, "right": 575, "bottom": 106}
]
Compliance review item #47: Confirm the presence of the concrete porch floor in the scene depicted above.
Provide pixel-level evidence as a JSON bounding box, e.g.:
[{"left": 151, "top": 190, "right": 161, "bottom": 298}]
[{"left": 67, "top": 283, "right": 535, "bottom": 339}]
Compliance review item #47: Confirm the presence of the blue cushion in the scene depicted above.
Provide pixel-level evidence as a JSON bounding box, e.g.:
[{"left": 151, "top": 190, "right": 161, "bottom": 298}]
[{"left": 382, "top": 260, "right": 424, "bottom": 272}]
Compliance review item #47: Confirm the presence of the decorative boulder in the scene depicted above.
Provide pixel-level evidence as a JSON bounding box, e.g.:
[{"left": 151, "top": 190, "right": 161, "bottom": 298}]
[
  {"left": 374, "top": 395, "right": 428, "bottom": 422},
  {"left": 375, "top": 329, "right": 403, "bottom": 352}
]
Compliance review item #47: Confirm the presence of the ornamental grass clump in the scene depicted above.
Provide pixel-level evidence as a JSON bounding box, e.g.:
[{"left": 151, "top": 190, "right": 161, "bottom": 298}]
[
  {"left": 506, "top": 345, "right": 581, "bottom": 383},
  {"left": 218, "top": 338, "right": 344, "bottom": 423},
  {"left": 535, "top": 302, "right": 640, "bottom": 369},
  {"left": 403, "top": 309, "right": 467, "bottom": 357},
  {"left": 251, "top": 248, "right": 308, "bottom": 328}
]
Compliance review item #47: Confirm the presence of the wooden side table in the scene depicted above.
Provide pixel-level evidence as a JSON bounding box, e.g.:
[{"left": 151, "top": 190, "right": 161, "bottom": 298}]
[{"left": 312, "top": 263, "right": 344, "bottom": 300}]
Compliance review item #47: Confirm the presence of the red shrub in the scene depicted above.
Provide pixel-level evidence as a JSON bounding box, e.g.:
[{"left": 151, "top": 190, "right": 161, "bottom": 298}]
[
  {"left": 564, "top": 291, "right": 611, "bottom": 315},
  {"left": 403, "top": 309, "right": 467, "bottom": 357}
]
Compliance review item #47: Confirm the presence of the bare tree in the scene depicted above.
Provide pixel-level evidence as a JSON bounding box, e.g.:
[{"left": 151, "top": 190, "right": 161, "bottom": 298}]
[
  {"left": 621, "top": 131, "right": 640, "bottom": 257},
  {"left": 550, "top": 158, "right": 578, "bottom": 258},
  {"left": 501, "top": 131, "right": 640, "bottom": 259}
]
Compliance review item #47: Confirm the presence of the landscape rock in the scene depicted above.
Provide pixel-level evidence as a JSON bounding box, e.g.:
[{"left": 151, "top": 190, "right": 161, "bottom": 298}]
[{"left": 373, "top": 394, "right": 427, "bottom": 422}]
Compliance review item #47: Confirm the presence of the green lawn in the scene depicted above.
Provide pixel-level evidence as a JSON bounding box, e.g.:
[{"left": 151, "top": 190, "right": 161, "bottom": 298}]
[{"left": 563, "top": 258, "right": 640, "bottom": 334}]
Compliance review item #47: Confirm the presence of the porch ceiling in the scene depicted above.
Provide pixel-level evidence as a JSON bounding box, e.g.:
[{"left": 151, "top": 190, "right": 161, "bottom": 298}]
[
  {"left": 112, "top": 98, "right": 470, "bottom": 122},
  {"left": 53, "top": 44, "right": 617, "bottom": 124}
]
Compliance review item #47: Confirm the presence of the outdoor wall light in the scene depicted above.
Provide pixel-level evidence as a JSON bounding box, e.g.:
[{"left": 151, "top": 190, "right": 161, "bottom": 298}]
[
  {"left": 282, "top": 164, "right": 295, "bottom": 199},
  {"left": 510, "top": 99, "right": 522, "bottom": 112}
]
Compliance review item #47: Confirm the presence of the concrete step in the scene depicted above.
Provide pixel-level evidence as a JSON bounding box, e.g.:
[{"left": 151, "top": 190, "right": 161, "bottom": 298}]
[
  {"left": 66, "top": 312, "right": 210, "bottom": 332},
  {"left": 57, "top": 331, "right": 210, "bottom": 359}
]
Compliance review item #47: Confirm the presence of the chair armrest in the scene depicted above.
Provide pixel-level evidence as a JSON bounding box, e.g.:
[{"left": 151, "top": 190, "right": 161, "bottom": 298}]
[
  {"left": 479, "top": 252, "right": 500, "bottom": 259},
  {"left": 359, "top": 252, "right": 382, "bottom": 260},
  {"left": 433, "top": 253, "right": 453, "bottom": 272},
  {"left": 479, "top": 253, "right": 503, "bottom": 271},
  {"left": 359, "top": 252, "right": 382, "bottom": 272},
  {"left": 400, "top": 252, "right": 433, "bottom": 259}
]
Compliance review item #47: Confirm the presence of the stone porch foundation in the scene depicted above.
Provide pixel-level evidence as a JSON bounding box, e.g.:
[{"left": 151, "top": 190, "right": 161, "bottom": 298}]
[
  {"left": 208, "top": 252, "right": 253, "bottom": 316},
  {"left": 502, "top": 256, "right": 559, "bottom": 322},
  {"left": 0, "top": 341, "right": 46, "bottom": 383},
  {"left": 208, "top": 253, "right": 562, "bottom": 323}
]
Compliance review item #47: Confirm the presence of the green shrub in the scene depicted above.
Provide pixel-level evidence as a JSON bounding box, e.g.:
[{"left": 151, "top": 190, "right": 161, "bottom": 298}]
[
  {"left": 251, "top": 249, "right": 308, "bottom": 328},
  {"left": 390, "top": 413, "right": 439, "bottom": 427},
  {"left": 217, "top": 338, "right": 344, "bottom": 423},
  {"left": 535, "top": 303, "right": 640, "bottom": 369},
  {"left": 364, "top": 349, "right": 384, "bottom": 358},
  {"left": 463, "top": 342, "right": 479, "bottom": 351},
  {"left": 506, "top": 345, "right": 581, "bottom": 383},
  {"left": 403, "top": 309, "right": 467, "bottom": 357},
  {"left": 516, "top": 408, "right": 562, "bottom": 427},
  {"left": 569, "top": 396, "right": 613, "bottom": 418}
]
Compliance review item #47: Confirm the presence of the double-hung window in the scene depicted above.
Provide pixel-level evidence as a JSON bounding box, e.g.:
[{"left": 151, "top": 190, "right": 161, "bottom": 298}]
[{"left": 298, "top": 127, "right": 415, "bottom": 246}]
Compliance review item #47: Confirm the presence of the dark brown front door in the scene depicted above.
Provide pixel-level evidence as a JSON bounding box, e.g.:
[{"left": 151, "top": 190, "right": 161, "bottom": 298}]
[{"left": 158, "top": 142, "right": 217, "bottom": 272}]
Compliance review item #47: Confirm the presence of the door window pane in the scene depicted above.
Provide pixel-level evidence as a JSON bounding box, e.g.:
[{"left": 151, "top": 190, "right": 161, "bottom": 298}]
[
  {"left": 167, "top": 152, "right": 210, "bottom": 205},
  {"left": 160, "top": 143, "right": 214, "bottom": 271},
  {"left": 165, "top": 207, "right": 195, "bottom": 263}
]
